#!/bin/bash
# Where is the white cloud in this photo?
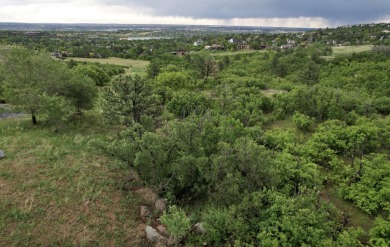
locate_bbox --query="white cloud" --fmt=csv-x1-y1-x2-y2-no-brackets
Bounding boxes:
0,0,384,28
225,17,330,28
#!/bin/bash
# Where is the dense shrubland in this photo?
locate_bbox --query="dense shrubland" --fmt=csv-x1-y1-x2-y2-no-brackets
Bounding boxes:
94,45,390,245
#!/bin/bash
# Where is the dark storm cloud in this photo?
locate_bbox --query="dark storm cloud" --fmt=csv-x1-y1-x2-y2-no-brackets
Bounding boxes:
99,0,390,24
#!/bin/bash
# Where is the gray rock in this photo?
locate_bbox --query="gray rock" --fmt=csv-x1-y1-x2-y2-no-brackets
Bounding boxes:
155,198,167,212
155,236,169,247
145,226,162,242
0,150,4,159
194,222,207,234
140,206,152,220
156,224,168,235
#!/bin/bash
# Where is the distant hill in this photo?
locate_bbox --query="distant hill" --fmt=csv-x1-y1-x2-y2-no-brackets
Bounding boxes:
0,22,312,33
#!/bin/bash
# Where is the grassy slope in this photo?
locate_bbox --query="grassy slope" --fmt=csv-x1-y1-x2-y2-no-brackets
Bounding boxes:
332,45,374,55
0,116,146,246
321,45,374,60
66,57,150,76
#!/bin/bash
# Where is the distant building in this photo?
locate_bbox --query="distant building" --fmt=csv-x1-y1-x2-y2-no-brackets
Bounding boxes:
228,38,236,44
237,43,250,50
193,39,203,46
259,45,269,50
25,31,42,37
280,44,294,49
171,51,187,56
205,44,225,50
51,51,62,58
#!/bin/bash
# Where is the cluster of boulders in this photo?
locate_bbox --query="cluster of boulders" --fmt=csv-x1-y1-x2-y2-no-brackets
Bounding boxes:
139,194,206,246
129,173,206,246
140,197,173,246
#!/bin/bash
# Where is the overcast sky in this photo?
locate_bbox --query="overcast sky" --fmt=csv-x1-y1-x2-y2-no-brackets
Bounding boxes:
0,0,389,28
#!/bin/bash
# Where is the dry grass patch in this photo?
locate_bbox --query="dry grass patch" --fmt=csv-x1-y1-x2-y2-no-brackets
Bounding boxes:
66,57,150,76
0,118,147,246
332,45,374,55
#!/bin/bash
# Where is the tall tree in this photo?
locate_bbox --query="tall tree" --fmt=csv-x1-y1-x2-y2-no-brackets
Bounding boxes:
103,75,160,127
0,47,98,124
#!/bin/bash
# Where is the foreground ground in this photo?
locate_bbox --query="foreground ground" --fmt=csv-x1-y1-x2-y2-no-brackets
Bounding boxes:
0,116,148,246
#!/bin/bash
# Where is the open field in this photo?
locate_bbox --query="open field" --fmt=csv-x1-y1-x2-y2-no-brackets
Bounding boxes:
0,116,147,246
332,45,374,55
66,57,150,76
321,45,374,60
198,49,266,57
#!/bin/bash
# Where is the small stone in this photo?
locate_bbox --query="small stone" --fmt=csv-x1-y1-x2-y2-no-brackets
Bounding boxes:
140,206,152,220
83,200,91,207
194,222,207,234
167,236,176,246
155,198,167,212
0,150,4,159
135,187,158,204
145,226,162,242
155,236,169,247
156,224,168,235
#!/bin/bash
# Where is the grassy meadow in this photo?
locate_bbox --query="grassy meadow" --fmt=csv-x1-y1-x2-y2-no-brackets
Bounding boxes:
66,57,150,76
321,45,374,60
0,116,147,246
332,45,374,55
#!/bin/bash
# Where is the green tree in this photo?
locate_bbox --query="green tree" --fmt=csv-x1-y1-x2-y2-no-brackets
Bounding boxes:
293,111,314,131
146,60,160,79
167,91,210,118
73,63,110,86
369,216,390,247
1,47,53,124
103,75,160,127
209,137,277,206
299,60,320,85
1,47,98,125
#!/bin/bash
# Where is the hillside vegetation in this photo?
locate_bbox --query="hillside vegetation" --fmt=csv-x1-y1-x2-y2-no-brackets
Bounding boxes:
0,23,389,246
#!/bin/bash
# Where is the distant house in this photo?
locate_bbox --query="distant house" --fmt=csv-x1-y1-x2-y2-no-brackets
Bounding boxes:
237,43,250,50
326,40,337,45
193,39,203,46
287,40,296,45
280,44,294,49
228,38,236,44
51,51,62,59
205,44,225,50
171,51,187,56
212,44,225,50
25,31,42,37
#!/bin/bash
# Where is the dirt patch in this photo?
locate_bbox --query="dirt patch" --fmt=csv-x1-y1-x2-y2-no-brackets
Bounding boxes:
135,187,158,205
261,89,287,97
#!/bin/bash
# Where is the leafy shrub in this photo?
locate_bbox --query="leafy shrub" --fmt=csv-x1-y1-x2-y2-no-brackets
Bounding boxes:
293,111,314,131
160,205,191,241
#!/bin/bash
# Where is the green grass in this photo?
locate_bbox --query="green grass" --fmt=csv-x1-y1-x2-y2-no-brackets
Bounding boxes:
321,45,374,60
66,57,150,76
321,186,375,233
0,116,147,246
265,116,295,130
332,45,374,55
